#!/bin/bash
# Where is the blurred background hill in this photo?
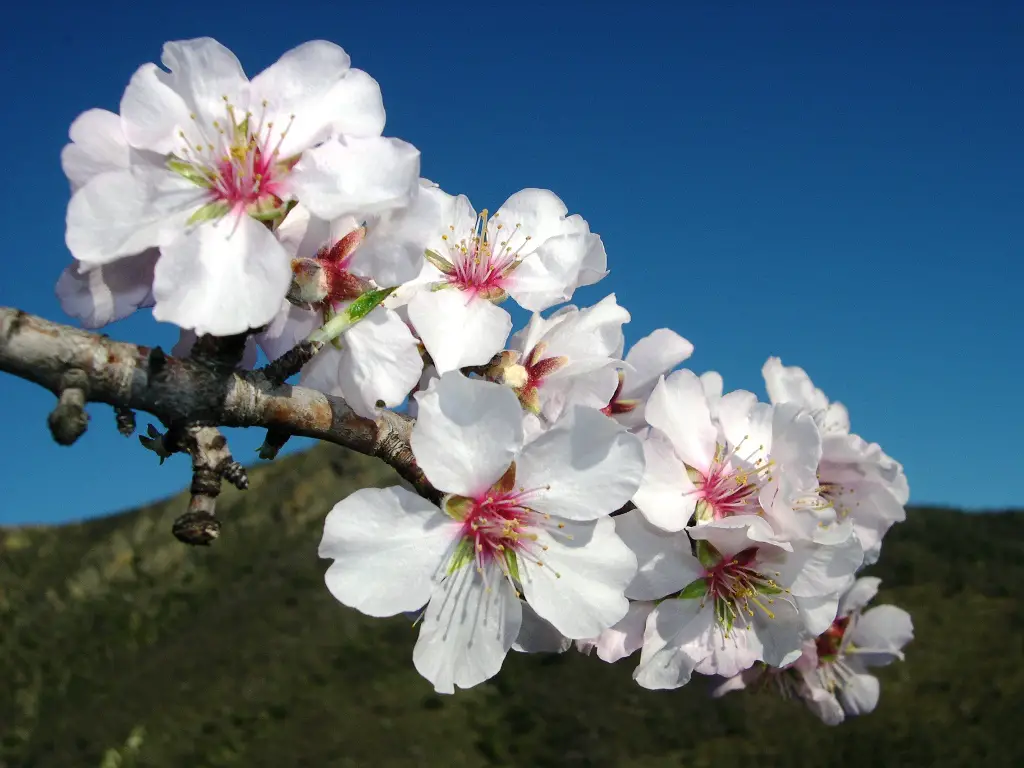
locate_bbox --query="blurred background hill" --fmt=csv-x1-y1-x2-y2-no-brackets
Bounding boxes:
2,445,1022,767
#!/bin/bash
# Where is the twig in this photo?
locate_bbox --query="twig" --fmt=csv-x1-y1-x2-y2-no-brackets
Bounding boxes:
47,369,90,445
0,306,441,509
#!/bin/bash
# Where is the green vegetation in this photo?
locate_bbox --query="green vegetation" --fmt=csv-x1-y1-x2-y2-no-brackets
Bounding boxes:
2,444,1022,767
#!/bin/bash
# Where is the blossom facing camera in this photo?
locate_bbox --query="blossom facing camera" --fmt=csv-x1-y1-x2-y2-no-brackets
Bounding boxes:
65,37,420,336
318,372,644,693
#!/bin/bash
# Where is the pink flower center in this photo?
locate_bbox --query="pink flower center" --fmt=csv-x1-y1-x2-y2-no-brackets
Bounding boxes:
443,466,563,589
701,546,783,632
690,442,773,521
171,98,297,218
461,490,537,563
815,615,850,662
440,209,532,297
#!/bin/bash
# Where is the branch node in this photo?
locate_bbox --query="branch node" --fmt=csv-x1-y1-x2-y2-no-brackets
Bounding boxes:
171,510,221,546
189,332,252,371
260,340,324,386
139,423,179,464
147,346,168,380
257,428,291,460
218,459,249,490
47,369,90,446
115,406,136,437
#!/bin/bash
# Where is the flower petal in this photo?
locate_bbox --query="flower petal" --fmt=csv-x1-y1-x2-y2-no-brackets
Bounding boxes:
851,604,914,665
776,527,864,598
754,596,809,667
512,602,571,654
762,356,830,414
582,600,656,663
413,561,521,694
352,181,452,286
645,369,718,471
520,517,635,639
770,401,824,494
491,188,571,251
119,63,195,155
152,214,292,335
837,672,880,716
614,509,704,600
255,302,321,362
291,136,421,222
688,515,791,558
632,430,697,533
159,37,248,134
319,486,460,617
62,109,129,191
303,306,423,418
623,329,694,399
55,250,158,329
411,372,523,497
633,598,713,690
539,293,630,361
248,40,374,156
505,233,591,312
516,406,644,521
321,67,387,138
66,166,205,265
838,576,882,617
407,288,512,374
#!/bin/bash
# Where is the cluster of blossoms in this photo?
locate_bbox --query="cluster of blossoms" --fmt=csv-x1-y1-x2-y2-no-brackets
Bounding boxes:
61,38,912,721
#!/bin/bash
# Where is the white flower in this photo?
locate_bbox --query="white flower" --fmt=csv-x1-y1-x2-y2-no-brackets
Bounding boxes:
802,576,913,721
576,600,655,662
66,37,421,336
401,188,607,373
318,372,644,693
602,328,694,429
493,294,630,421
256,207,423,417
713,576,913,725
762,357,908,563
632,369,825,536
618,511,856,688
56,109,159,328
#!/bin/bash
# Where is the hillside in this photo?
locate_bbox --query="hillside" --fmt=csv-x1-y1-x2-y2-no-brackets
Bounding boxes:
2,444,1022,767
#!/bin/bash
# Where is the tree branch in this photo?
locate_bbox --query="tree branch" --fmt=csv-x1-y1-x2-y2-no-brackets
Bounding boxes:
0,307,439,507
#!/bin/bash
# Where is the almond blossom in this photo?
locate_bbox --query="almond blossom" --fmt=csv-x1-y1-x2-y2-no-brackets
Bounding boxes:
602,329,694,429
56,109,159,328
65,37,421,336
488,294,630,422
256,206,423,417
762,357,909,563
713,576,913,724
617,511,858,688
399,188,608,373
318,372,644,693
631,369,825,537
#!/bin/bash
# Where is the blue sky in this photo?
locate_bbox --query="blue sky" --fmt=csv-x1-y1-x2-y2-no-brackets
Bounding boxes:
0,1,1020,525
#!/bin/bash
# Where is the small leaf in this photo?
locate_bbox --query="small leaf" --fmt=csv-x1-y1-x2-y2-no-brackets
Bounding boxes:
695,539,721,569
186,200,230,225
424,248,455,275
447,538,475,574
504,549,521,583
167,158,212,187
492,463,517,494
443,494,474,521
306,286,397,344
678,577,709,600
694,498,714,524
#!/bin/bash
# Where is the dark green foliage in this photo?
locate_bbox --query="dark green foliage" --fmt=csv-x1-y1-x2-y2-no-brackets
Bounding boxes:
2,444,1022,767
